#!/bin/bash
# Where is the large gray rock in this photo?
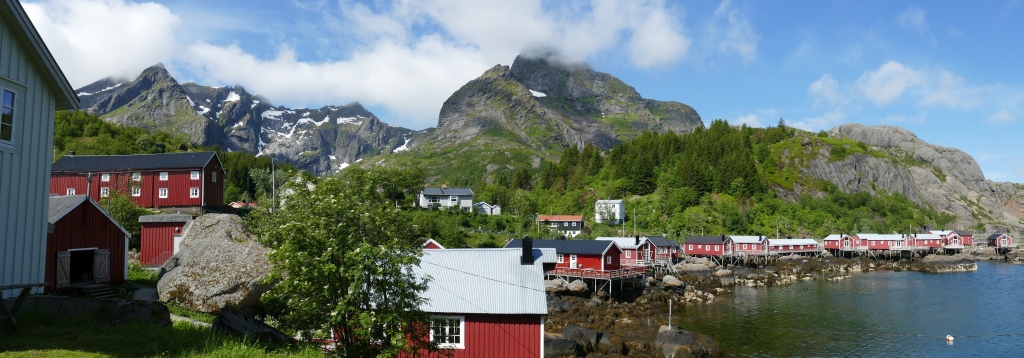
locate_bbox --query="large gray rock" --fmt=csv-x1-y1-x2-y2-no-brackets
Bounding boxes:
662,275,683,287
158,214,272,313
212,308,293,345
655,325,719,357
567,279,588,292
545,279,567,292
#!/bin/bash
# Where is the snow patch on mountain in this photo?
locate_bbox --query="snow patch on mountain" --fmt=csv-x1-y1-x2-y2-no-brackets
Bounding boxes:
337,116,362,125
196,106,210,115
223,91,240,103
393,136,411,153
251,99,260,109
186,95,195,107
529,89,547,97
232,121,245,129
77,82,124,96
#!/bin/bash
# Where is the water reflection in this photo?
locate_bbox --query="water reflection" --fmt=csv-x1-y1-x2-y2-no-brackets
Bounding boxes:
678,262,1024,357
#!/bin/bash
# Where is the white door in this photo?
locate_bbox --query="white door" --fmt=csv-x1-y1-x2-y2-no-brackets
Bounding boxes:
1002,238,1008,247
569,254,577,268
843,238,850,248
173,235,183,255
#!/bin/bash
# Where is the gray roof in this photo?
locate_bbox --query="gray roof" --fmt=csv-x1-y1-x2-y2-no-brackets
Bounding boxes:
685,235,730,244
596,237,645,249
421,187,474,196
48,195,130,237
52,152,218,172
139,214,193,223
413,248,548,315
505,239,617,256
987,233,1011,240
644,235,675,247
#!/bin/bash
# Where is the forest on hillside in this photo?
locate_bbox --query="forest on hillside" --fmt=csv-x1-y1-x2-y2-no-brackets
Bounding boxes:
54,110,957,248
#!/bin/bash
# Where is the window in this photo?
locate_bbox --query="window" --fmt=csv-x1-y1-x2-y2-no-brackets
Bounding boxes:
132,172,141,181
66,188,76,196
449,195,458,203
101,173,110,182
557,254,563,263
430,316,464,349
688,245,693,250
159,172,168,181
1,89,15,144
572,222,577,227
606,256,611,264
100,187,110,197
212,172,217,182
742,244,747,250
625,250,631,258
158,188,168,198
428,196,440,204
190,187,200,198
131,186,141,197
191,171,200,180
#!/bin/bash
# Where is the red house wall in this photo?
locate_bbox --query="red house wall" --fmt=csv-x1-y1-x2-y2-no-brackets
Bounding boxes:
423,241,443,249
417,314,542,358
45,202,127,292
51,164,224,209
140,222,186,266
684,243,723,257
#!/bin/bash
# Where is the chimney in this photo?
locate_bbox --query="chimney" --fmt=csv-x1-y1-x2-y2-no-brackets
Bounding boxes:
721,234,726,242
441,184,447,189
69,150,75,157
635,235,640,246
521,238,533,265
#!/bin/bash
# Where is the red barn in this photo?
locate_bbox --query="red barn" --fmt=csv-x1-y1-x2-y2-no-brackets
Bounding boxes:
46,195,129,292
987,233,1014,248
50,152,225,213
139,214,193,266
504,239,620,271
684,235,730,257
409,247,550,357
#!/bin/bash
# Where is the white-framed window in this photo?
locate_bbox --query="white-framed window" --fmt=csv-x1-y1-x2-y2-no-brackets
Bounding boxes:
100,173,110,182
131,186,141,197
190,187,200,198
66,188,76,196
557,254,564,263
132,172,141,181
742,244,747,250
1,88,17,145
688,244,693,250
191,170,200,180
449,195,458,203
428,196,440,204
158,188,168,198
159,172,168,181
430,316,465,349
100,187,110,197
606,255,611,264
625,250,631,258
572,222,577,227
715,245,720,251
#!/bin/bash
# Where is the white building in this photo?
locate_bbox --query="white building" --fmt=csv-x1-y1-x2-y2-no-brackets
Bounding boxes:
595,199,625,225
418,186,474,211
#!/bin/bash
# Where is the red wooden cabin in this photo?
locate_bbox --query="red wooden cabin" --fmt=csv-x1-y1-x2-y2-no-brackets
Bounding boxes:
909,233,945,250
823,234,862,253
929,230,966,248
987,233,1014,248
50,152,225,212
46,195,129,292
858,234,908,250
768,238,820,254
504,239,621,271
422,238,446,250
954,230,975,246
683,236,730,257
139,214,193,266
596,237,647,266
643,235,679,264
728,235,768,256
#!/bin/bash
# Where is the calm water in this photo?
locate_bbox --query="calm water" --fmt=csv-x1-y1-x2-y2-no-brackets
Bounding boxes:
678,262,1024,357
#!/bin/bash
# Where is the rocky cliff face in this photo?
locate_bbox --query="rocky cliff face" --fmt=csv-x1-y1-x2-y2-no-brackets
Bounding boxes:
76,64,415,176
428,55,703,152
796,123,1023,231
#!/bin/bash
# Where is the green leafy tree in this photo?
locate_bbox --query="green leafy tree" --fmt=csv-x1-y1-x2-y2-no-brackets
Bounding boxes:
98,182,152,250
251,168,436,357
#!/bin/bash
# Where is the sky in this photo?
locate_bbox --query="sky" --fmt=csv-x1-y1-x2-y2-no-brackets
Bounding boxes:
21,0,1024,183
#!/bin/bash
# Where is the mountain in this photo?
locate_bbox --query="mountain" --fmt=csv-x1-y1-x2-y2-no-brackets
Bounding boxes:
76,64,416,176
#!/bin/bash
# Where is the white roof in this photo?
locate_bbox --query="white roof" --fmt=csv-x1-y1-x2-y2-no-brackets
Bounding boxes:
857,234,906,241
595,237,644,249
413,248,548,315
931,230,954,236
730,236,765,244
769,238,819,246
822,234,843,242
595,199,623,204
914,233,944,240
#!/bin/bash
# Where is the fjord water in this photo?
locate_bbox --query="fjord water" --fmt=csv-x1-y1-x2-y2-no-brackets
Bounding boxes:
678,262,1024,357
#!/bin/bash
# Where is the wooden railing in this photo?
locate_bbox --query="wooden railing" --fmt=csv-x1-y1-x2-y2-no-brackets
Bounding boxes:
547,266,648,279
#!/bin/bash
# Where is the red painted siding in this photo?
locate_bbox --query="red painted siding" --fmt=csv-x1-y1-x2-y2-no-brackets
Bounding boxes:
140,222,186,266
50,161,225,209
45,201,128,292
684,243,724,257
424,242,443,249
418,314,542,358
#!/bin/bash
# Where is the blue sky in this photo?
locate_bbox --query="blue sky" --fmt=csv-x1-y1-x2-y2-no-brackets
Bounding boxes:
22,0,1024,183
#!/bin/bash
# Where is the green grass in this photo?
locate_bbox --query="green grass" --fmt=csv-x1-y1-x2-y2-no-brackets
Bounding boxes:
168,305,216,324
128,261,159,288
0,310,321,357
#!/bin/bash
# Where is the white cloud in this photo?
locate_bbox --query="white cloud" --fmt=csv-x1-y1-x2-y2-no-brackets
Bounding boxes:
705,0,759,62
791,109,845,132
898,7,929,34
734,114,763,128
855,61,922,106
808,74,845,106
22,0,180,87
882,114,925,125
920,69,985,109
987,109,1015,124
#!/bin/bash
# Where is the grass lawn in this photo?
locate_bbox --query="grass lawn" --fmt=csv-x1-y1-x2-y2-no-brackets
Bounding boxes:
0,309,321,357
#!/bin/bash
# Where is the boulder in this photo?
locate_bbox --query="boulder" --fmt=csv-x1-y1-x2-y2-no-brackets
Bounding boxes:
562,325,611,350
662,275,683,287
567,279,588,292
158,214,273,313
545,279,567,292
655,325,719,357
212,308,294,345
545,332,582,356
713,269,733,277
676,264,709,273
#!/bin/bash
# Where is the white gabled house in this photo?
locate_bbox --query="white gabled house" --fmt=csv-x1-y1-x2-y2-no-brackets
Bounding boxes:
1,0,80,301
595,199,625,225
419,186,474,211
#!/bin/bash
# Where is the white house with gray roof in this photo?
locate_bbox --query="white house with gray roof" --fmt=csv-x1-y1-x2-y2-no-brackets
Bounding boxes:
595,199,625,225
418,186,474,211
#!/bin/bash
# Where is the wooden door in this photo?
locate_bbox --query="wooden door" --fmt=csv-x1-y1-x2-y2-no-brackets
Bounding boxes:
93,249,110,283
56,251,71,289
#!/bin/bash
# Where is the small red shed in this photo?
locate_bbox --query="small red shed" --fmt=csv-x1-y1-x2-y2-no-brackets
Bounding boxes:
46,195,129,292
595,237,647,266
504,239,621,271
683,235,730,257
987,233,1014,248
139,214,193,266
